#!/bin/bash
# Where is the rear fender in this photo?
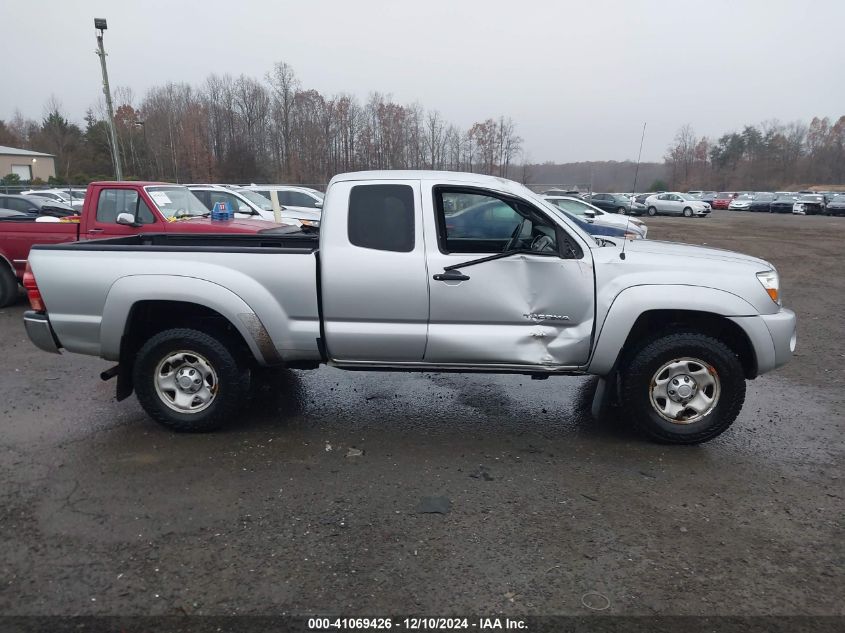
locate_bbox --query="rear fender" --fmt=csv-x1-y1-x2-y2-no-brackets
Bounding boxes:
100,275,278,365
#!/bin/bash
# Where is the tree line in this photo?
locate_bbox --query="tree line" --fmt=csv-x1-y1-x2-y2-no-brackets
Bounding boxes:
664,116,845,192
0,62,522,186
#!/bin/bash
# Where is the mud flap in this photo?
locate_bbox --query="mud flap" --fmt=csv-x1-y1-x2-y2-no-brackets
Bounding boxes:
591,372,618,419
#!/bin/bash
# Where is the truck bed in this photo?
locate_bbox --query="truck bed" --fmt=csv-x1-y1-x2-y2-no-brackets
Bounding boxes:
28,230,322,363
31,229,319,253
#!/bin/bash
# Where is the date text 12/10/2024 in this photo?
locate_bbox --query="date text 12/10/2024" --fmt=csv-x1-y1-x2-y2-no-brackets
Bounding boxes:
308,617,528,630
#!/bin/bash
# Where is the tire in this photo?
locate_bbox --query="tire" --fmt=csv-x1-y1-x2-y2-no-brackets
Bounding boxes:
647,206,657,216
616,206,626,214
133,327,249,432
620,332,746,444
0,264,19,308
683,207,693,217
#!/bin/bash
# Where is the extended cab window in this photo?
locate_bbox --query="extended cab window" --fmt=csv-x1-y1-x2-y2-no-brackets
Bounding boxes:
96,189,155,224
348,184,414,252
436,189,559,255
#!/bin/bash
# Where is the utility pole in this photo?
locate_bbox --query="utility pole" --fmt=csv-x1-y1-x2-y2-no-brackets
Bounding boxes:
94,18,123,180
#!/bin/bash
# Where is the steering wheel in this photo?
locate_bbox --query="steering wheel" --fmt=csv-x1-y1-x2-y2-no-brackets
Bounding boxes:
503,218,526,252
530,235,555,252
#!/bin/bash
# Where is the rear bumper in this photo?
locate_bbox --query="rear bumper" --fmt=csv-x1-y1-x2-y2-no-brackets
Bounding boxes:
23,311,62,354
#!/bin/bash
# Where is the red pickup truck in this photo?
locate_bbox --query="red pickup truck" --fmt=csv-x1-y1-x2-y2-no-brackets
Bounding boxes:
0,181,282,306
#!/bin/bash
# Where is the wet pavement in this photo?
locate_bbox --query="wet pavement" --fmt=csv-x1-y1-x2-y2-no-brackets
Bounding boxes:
0,210,842,616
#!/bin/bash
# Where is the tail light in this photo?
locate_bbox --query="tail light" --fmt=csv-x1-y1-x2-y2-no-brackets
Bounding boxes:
22,262,45,312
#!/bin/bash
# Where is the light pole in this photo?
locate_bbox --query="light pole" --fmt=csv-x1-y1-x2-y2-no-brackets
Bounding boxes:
94,18,123,181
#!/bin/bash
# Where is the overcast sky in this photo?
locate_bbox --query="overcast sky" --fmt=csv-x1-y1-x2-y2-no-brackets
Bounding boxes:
2,0,843,163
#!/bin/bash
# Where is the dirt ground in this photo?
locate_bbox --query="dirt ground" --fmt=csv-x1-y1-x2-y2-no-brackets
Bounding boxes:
0,209,842,621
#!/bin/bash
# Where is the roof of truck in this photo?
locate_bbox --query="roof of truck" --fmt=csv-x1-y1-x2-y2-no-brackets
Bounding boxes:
330,170,522,194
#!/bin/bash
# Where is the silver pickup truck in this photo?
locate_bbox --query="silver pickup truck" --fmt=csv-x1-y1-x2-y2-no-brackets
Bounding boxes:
23,171,797,444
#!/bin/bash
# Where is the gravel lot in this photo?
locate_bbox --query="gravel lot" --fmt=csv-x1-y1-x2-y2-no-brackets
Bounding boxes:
0,210,842,619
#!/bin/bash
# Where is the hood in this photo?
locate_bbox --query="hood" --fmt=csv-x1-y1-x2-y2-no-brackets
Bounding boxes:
168,217,285,233
622,239,772,269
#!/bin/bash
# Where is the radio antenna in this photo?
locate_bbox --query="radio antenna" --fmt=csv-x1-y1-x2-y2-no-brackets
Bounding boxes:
621,122,647,261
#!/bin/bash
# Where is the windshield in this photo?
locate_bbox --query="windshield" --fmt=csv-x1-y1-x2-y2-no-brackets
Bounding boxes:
145,186,208,219
833,195,845,202
736,194,754,200
236,188,274,211
69,190,86,199
800,195,823,202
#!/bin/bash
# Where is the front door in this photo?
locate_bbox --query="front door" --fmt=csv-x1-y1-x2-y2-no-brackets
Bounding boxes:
423,186,595,367
321,180,429,362
84,186,161,238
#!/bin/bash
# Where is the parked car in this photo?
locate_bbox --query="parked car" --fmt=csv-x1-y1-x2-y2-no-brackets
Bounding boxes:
699,192,717,205
728,194,754,211
542,195,648,237
824,194,845,216
446,196,640,240
0,181,285,307
0,194,77,218
747,192,774,212
792,194,825,216
542,189,585,199
187,185,295,224
242,185,323,228
644,193,711,217
22,170,795,445
589,193,635,214
770,194,800,214
711,192,734,209
20,189,84,210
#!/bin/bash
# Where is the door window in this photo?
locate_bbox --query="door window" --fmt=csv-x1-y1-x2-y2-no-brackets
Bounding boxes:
436,189,559,255
347,184,415,252
96,189,155,224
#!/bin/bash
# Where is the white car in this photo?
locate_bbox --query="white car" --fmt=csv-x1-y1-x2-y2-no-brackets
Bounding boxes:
21,188,84,210
728,194,754,211
186,185,296,224
241,185,323,228
543,195,648,238
644,192,711,217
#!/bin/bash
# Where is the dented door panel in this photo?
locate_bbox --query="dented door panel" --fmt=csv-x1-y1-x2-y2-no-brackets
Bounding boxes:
425,253,595,366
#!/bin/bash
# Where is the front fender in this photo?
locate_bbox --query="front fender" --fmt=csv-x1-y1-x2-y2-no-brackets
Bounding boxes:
100,275,273,364
587,285,758,375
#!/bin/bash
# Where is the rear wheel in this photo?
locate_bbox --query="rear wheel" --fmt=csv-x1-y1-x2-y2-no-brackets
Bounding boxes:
134,328,249,432
647,206,657,216
683,207,693,217
0,264,18,308
620,332,746,444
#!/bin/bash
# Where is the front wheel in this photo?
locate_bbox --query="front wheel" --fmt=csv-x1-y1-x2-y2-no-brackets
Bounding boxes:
620,332,746,444
647,206,657,216
616,206,626,214
133,328,249,432
683,207,693,217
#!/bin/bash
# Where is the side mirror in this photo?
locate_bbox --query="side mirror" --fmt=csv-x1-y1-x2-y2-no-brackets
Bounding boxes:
314,200,323,209
238,203,250,213
116,212,140,227
584,211,596,219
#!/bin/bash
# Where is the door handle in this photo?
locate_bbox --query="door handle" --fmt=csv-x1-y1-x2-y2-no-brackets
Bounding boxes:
433,270,469,282
88,228,104,234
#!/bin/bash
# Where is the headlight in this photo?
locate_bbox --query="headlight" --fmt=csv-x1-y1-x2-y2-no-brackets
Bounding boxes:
299,219,320,228
756,270,780,304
